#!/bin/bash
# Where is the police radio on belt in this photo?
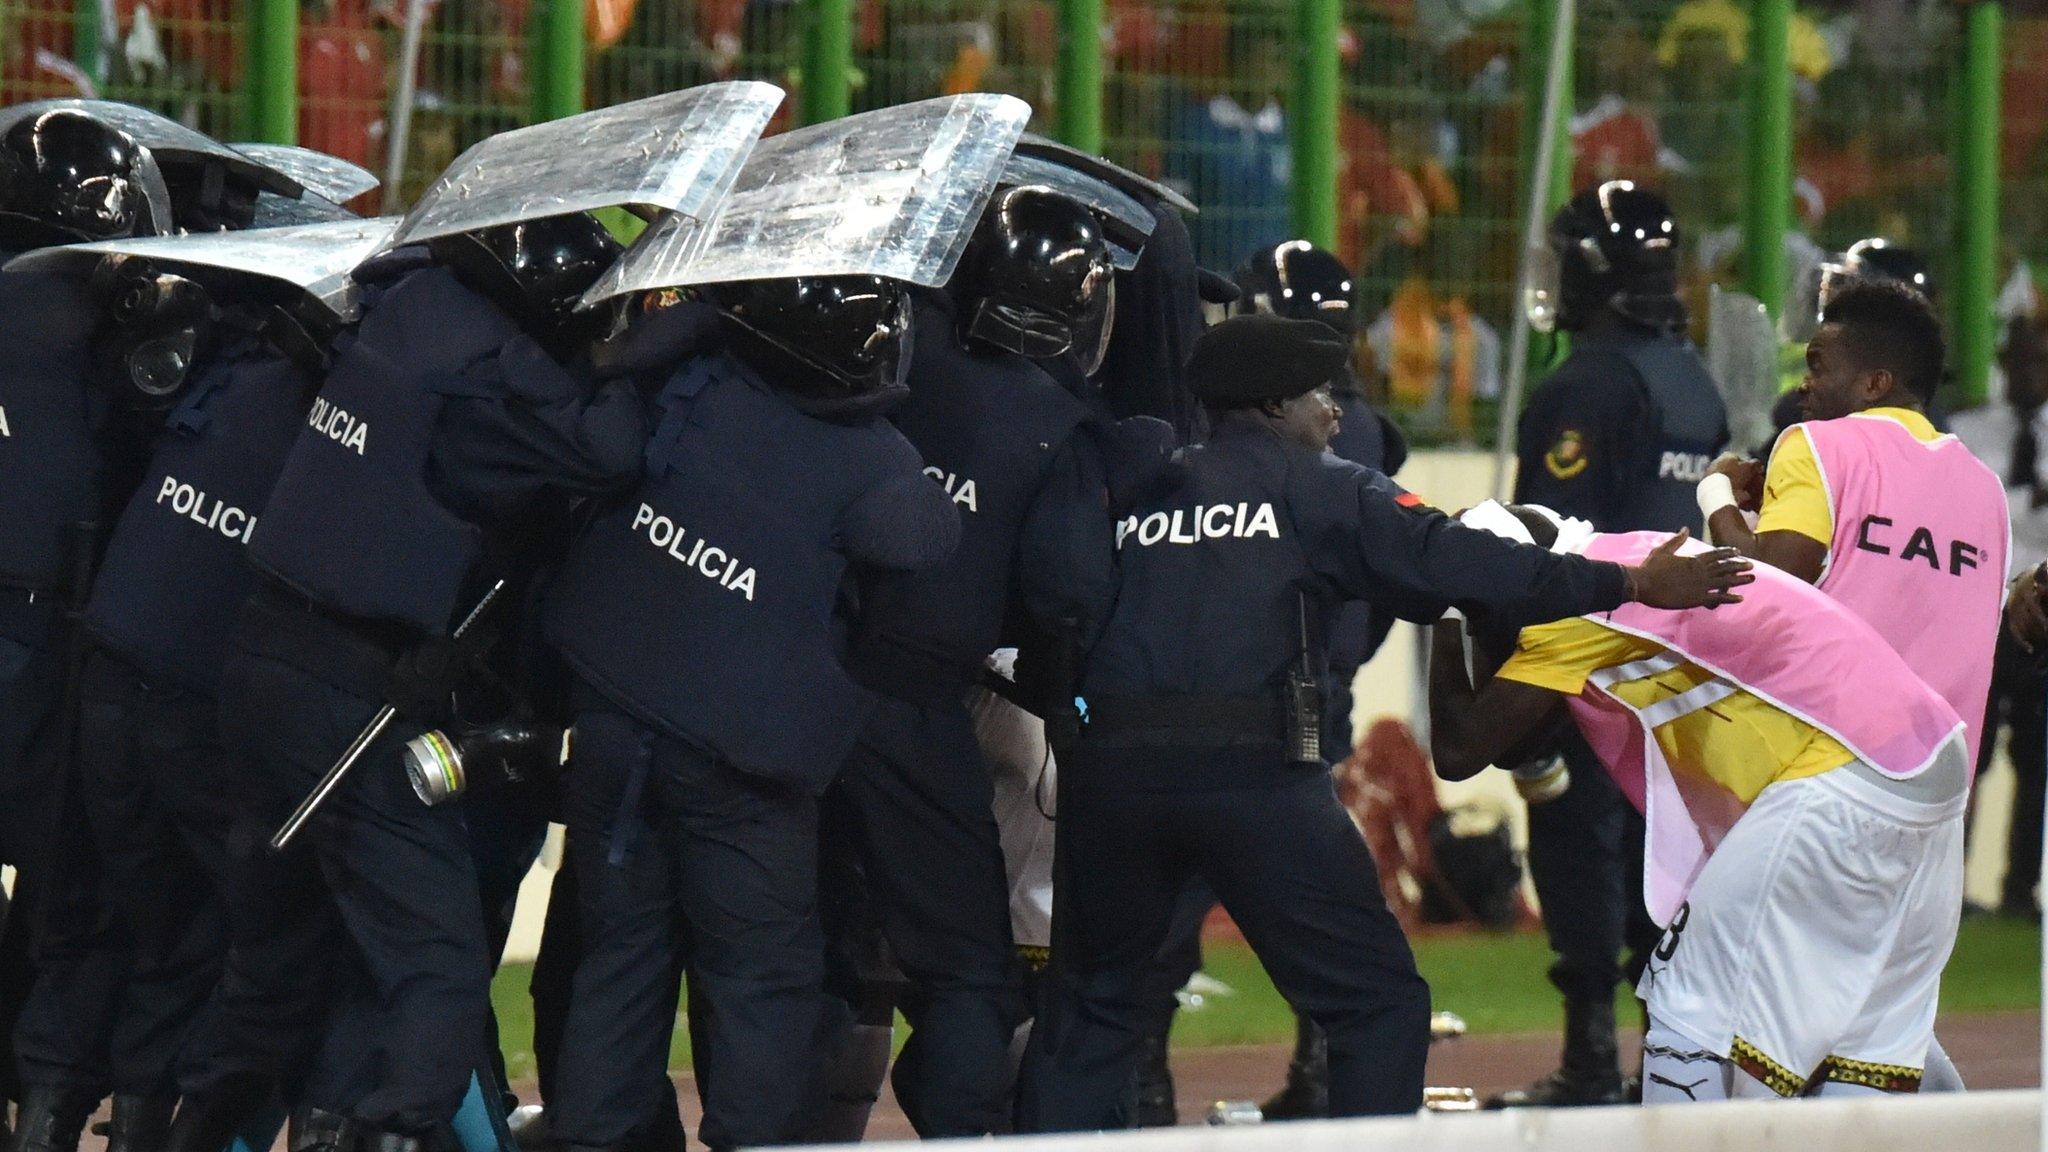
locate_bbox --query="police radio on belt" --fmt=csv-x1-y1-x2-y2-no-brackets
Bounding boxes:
1286,591,1322,765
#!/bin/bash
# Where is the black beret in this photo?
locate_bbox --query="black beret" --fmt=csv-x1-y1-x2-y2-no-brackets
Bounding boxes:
1186,312,1350,405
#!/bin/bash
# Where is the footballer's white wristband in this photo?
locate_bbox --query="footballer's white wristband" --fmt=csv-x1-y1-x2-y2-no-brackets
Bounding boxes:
1695,472,1739,520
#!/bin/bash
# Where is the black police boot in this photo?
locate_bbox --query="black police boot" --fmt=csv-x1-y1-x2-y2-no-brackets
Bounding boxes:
1122,1032,1177,1128
287,1107,356,1152
97,1095,177,1152
161,1075,275,1152
1486,995,1625,1108
1258,1014,1329,1120
7,1084,101,1152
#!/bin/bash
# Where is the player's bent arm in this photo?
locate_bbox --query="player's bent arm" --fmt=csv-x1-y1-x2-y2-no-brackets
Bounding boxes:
1427,620,1570,781
1704,512,1828,583
1701,452,1828,582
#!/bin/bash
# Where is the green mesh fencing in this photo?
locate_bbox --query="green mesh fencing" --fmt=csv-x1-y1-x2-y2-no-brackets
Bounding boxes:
0,0,2026,430
377,0,528,205
1796,3,1955,299
585,0,801,127
851,0,1053,127
1098,0,1291,273
2,0,244,137
2005,12,2048,271
1338,0,1525,444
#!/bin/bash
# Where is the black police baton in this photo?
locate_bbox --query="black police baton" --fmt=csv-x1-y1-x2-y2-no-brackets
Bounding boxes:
269,579,505,852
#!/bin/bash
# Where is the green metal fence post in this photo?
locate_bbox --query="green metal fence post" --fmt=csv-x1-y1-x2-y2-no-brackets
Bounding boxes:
246,0,299,144
801,0,854,125
1743,0,1792,317
1292,0,1340,249
1056,0,1104,153
531,0,588,123
1954,2,2002,407
1519,0,1572,215
73,0,102,85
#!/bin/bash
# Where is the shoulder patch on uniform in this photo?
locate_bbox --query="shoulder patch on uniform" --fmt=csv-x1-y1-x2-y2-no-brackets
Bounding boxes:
1394,491,1424,508
1544,429,1589,480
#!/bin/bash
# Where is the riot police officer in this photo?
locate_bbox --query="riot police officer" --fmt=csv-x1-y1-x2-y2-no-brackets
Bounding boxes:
539,275,961,1152
171,212,644,1152
811,186,1121,1138
44,213,379,1152
1014,313,1749,1130
1500,181,1728,1108
0,106,164,1152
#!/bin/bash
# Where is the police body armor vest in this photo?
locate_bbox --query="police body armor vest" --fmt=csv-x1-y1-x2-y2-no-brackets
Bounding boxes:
84,335,313,694
851,331,1090,699
1609,333,1728,534
0,266,106,592
545,354,923,792
246,268,518,634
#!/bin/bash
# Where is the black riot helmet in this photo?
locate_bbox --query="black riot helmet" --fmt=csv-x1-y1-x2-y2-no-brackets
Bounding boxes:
1840,238,1935,303
1548,180,1685,334
951,185,1116,372
702,275,913,407
0,109,145,250
1233,240,1356,336
429,212,625,351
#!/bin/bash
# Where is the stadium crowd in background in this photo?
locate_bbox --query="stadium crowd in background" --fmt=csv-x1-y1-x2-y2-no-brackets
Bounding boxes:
11,0,2048,448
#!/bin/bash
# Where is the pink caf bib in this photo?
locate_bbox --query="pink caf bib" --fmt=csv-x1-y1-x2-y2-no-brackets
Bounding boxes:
1797,415,2009,763
1568,531,1964,925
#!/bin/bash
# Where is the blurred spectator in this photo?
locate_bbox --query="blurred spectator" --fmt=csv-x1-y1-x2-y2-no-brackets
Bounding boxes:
1162,8,1292,268
1570,95,1665,191
1364,269,1500,442
1337,111,1428,271
1656,0,1834,83
301,0,387,172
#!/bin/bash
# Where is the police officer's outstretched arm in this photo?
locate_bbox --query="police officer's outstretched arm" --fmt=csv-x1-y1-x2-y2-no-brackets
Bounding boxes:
1304,466,1749,628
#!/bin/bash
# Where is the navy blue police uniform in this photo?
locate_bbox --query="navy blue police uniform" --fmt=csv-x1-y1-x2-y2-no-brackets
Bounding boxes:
185,253,647,1140
823,289,1114,1136
0,253,160,1129
1016,316,1642,1130
1510,324,1727,1099
539,301,960,1152
62,324,318,1121
1121,365,1408,1126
